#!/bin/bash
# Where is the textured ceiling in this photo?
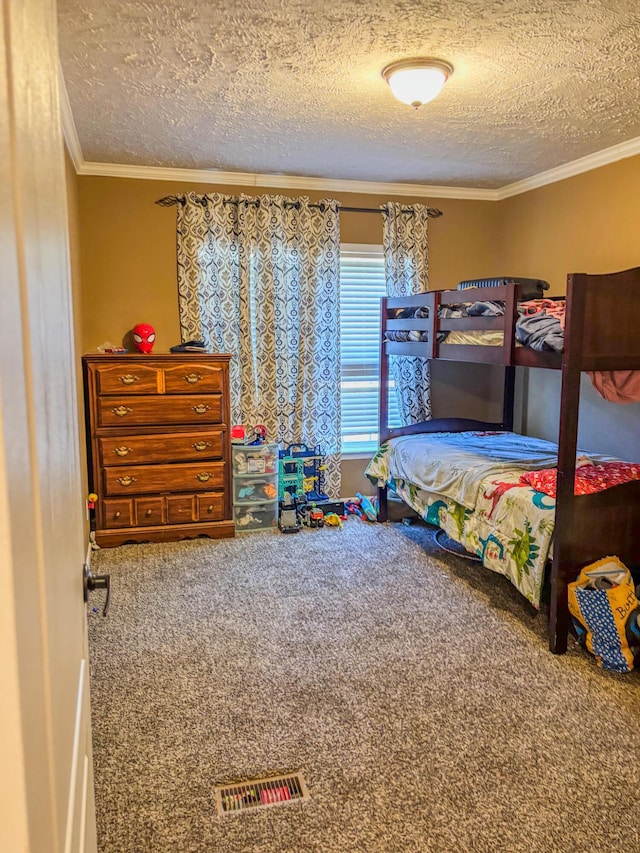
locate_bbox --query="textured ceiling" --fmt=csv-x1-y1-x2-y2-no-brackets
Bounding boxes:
58,0,640,188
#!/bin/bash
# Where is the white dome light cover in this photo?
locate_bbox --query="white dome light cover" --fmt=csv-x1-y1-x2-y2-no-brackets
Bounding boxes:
382,58,454,108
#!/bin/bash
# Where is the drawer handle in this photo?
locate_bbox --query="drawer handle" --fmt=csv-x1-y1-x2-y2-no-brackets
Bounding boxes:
111,405,133,417
114,511,121,519
193,440,211,451
145,509,153,517
195,472,213,482
207,504,217,513
119,374,140,385
113,446,133,457
116,475,137,487
192,404,211,415
184,373,203,384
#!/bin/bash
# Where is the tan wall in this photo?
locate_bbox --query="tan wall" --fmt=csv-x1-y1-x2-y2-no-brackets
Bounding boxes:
77,176,501,353
499,156,640,294
500,155,640,460
76,177,504,496
73,156,640,492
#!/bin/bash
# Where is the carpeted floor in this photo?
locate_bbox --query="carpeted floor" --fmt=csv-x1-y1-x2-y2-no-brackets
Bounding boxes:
88,520,640,853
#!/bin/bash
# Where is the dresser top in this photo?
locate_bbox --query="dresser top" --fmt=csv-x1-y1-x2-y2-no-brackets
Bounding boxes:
83,352,232,362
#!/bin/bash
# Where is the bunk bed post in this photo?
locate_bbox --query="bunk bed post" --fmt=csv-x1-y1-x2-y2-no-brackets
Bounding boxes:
502,367,515,431
501,284,517,431
548,273,585,655
431,290,441,359
503,282,517,367
378,296,389,522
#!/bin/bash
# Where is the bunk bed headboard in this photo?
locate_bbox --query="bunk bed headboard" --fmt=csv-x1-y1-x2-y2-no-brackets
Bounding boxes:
571,266,640,371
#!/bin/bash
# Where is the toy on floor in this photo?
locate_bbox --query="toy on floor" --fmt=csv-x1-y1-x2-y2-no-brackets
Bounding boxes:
344,496,378,520
307,507,325,528
356,492,378,522
278,492,300,534
279,443,328,503
324,512,343,529
344,499,364,518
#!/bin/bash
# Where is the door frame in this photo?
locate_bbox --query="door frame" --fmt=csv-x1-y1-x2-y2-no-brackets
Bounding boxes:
0,0,97,849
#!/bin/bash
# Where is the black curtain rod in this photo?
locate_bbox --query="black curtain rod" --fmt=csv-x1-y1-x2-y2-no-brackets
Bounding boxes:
341,205,442,218
156,195,443,218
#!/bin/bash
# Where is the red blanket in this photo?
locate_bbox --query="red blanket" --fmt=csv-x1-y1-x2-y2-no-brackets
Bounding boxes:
520,461,640,497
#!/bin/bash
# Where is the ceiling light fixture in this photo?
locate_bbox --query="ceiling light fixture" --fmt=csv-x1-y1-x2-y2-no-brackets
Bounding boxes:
382,57,453,109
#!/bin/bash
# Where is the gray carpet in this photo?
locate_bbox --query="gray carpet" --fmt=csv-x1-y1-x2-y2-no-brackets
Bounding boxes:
88,520,640,853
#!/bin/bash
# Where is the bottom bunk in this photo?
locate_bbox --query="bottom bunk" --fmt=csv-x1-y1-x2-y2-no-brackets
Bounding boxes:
367,428,640,649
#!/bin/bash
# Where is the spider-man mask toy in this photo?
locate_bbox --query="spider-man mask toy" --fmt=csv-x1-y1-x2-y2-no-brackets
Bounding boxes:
132,323,156,354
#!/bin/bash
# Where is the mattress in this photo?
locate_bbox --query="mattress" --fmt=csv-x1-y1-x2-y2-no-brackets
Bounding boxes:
443,330,504,346
366,431,613,607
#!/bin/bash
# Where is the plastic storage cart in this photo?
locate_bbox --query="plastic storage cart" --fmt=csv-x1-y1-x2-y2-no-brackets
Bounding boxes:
232,443,279,533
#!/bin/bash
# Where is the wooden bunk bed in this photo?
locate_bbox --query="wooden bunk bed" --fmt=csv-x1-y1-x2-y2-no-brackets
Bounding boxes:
375,266,640,655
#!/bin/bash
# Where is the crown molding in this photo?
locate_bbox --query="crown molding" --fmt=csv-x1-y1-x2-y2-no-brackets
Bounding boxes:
75,160,499,200
58,65,83,172
66,116,640,202
495,135,640,200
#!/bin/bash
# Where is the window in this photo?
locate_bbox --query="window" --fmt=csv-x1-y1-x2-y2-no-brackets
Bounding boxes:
339,244,400,455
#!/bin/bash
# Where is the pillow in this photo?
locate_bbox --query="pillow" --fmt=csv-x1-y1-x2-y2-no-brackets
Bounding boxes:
520,462,640,497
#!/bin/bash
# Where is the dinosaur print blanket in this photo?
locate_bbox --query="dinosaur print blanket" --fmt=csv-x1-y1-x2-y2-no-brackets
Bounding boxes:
377,431,568,511
365,431,612,607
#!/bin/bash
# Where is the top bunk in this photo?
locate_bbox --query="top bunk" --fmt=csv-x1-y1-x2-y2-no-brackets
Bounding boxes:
381,266,640,372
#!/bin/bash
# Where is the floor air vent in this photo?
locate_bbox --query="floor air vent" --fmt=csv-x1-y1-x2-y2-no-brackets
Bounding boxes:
214,772,310,816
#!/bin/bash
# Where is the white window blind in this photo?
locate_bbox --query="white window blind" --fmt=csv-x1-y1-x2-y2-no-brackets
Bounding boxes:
340,245,400,455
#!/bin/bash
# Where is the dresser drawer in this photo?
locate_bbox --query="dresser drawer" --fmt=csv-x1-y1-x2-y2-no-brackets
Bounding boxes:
97,394,223,427
166,495,196,524
135,497,164,526
163,363,225,394
164,493,225,523
94,363,161,395
99,430,225,466
104,461,226,496
196,493,225,521
102,498,133,528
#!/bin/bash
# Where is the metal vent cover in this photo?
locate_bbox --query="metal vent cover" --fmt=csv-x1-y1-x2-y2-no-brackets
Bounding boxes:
214,772,310,816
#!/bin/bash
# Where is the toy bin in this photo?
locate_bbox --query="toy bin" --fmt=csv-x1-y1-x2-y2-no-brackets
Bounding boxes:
232,443,278,477
233,475,278,505
233,502,278,533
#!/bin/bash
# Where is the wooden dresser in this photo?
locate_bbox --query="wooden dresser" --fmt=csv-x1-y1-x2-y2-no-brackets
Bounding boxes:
83,353,234,547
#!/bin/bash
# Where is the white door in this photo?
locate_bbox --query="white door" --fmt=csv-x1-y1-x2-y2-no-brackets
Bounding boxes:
0,0,97,850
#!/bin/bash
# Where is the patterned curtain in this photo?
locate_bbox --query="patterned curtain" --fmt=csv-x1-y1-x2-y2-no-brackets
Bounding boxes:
381,201,432,424
176,192,342,497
